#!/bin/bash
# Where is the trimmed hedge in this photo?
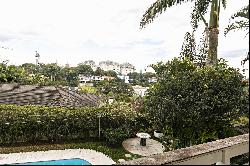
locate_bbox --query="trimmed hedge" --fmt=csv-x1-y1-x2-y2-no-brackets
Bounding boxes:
0,103,147,144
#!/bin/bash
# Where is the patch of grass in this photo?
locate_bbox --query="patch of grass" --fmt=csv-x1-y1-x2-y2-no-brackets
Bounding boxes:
0,140,141,162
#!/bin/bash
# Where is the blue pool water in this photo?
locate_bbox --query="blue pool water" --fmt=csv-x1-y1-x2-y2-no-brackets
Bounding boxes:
15,158,91,165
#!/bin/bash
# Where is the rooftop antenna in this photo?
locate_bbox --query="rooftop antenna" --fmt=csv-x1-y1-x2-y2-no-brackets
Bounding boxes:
35,51,40,65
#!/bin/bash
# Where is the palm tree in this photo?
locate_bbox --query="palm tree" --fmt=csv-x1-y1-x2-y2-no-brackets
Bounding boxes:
224,5,249,66
140,0,227,65
224,5,249,36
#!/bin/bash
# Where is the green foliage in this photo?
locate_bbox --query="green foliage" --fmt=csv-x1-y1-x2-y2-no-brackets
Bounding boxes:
103,128,130,147
128,72,156,87
94,79,134,102
180,32,196,61
76,63,94,76
0,63,27,83
94,67,105,76
145,58,246,148
79,85,97,94
0,103,145,145
104,70,117,78
224,5,249,36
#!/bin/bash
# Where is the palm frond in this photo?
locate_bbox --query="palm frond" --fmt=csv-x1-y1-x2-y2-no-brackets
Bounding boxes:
231,5,249,20
191,0,210,29
224,5,249,36
221,0,227,9
224,20,249,36
140,0,194,28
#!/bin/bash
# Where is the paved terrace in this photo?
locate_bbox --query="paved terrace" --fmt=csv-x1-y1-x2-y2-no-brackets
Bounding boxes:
122,138,164,156
118,133,249,165
0,83,102,108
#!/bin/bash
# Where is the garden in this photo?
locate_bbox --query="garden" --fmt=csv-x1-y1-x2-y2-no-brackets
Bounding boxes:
0,58,249,162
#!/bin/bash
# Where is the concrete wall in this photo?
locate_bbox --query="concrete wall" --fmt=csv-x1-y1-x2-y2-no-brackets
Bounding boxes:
118,134,249,165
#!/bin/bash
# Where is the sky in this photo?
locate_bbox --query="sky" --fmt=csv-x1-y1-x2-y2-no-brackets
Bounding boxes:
0,0,249,77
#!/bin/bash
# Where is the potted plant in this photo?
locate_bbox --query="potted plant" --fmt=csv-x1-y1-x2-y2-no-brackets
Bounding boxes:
153,124,164,138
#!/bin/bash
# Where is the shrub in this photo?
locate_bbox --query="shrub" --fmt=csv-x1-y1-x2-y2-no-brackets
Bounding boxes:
0,103,146,145
103,128,130,147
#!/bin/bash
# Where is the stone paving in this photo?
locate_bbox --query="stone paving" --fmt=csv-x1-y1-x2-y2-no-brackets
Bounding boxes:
122,138,165,156
0,149,115,165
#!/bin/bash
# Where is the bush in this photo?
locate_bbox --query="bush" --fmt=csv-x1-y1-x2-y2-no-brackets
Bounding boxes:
145,58,247,148
103,128,130,147
0,103,146,145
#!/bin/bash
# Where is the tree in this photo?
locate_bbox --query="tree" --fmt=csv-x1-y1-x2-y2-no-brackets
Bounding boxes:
0,63,28,83
76,63,94,76
94,67,105,76
94,79,134,102
144,58,246,148
104,70,117,78
62,66,79,87
40,63,62,82
180,30,208,67
140,0,228,65
179,32,197,61
20,63,39,75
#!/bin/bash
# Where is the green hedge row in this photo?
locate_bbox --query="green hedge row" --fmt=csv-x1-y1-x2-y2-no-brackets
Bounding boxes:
0,103,148,144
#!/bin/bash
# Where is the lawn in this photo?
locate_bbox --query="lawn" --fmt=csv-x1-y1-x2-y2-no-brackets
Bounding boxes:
0,140,141,163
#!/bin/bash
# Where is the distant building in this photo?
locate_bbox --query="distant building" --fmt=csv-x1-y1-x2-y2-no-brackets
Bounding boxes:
91,76,104,81
117,75,130,83
81,60,136,76
102,76,115,81
79,74,114,86
120,62,136,75
99,60,120,73
148,77,157,83
79,75,91,84
132,85,149,97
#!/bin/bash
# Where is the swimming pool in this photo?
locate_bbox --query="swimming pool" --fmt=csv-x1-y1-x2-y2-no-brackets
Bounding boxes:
15,158,91,165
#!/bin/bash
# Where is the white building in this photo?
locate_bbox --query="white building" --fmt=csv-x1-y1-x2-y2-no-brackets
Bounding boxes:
91,76,104,81
148,77,157,83
117,75,130,83
120,62,136,75
78,74,104,86
99,60,120,73
82,60,136,76
79,75,91,83
132,85,149,97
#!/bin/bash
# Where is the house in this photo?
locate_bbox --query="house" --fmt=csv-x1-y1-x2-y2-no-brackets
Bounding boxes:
132,85,149,97
79,75,91,84
102,76,115,81
0,83,102,108
148,77,157,83
117,75,130,83
91,76,104,81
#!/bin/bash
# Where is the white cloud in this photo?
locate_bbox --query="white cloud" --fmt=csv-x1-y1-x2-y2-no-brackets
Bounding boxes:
0,0,249,77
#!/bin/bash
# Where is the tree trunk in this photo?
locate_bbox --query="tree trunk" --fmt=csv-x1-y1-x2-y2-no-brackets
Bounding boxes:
207,28,219,65
207,0,219,66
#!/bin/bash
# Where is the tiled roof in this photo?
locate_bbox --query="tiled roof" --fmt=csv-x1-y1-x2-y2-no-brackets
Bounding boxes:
0,84,101,108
